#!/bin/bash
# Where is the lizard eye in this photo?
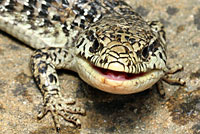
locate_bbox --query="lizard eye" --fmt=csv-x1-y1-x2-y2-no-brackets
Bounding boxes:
141,40,158,60
89,39,100,53
141,46,149,59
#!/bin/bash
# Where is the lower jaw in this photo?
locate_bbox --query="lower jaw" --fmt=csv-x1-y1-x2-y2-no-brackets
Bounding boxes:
81,66,164,94
101,73,162,94
76,58,164,94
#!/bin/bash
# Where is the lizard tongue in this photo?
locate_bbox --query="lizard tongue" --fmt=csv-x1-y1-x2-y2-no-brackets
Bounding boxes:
105,70,129,80
93,66,136,80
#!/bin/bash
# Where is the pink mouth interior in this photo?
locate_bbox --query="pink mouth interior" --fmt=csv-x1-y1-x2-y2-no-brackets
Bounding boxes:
93,66,146,81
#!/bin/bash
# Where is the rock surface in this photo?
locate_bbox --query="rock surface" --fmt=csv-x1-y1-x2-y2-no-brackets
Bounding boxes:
0,0,200,134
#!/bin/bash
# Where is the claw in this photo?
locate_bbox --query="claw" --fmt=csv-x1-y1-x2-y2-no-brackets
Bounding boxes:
37,96,85,132
37,107,48,120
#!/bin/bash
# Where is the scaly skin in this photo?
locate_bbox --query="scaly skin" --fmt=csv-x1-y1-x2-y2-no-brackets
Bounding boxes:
0,0,185,133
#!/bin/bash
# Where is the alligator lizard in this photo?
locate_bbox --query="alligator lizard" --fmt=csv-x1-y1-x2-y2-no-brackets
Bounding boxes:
0,0,185,133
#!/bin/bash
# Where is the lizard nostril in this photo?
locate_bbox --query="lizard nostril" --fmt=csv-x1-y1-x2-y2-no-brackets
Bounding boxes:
104,57,108,63
128,60,132,66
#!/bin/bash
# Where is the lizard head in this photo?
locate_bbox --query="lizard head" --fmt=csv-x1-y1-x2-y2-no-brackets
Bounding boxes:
75,15,167,94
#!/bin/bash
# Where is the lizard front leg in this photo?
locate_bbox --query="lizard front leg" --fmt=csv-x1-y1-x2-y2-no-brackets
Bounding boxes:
31,47,85,133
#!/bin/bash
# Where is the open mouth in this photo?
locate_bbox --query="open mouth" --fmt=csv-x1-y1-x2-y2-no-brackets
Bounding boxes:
93,66,147,81
77,59,163,94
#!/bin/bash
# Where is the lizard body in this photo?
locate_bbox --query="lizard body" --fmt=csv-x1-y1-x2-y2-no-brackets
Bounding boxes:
0,0,185,133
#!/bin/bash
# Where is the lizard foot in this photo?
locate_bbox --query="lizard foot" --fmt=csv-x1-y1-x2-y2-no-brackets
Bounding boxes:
157,64,186,97
37,96,85,133
163,64,186,85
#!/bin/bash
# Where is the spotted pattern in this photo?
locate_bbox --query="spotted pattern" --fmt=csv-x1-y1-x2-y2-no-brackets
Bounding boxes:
0,0,185,133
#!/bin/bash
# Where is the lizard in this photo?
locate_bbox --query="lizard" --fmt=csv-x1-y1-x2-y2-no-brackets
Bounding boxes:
0,0,185,133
